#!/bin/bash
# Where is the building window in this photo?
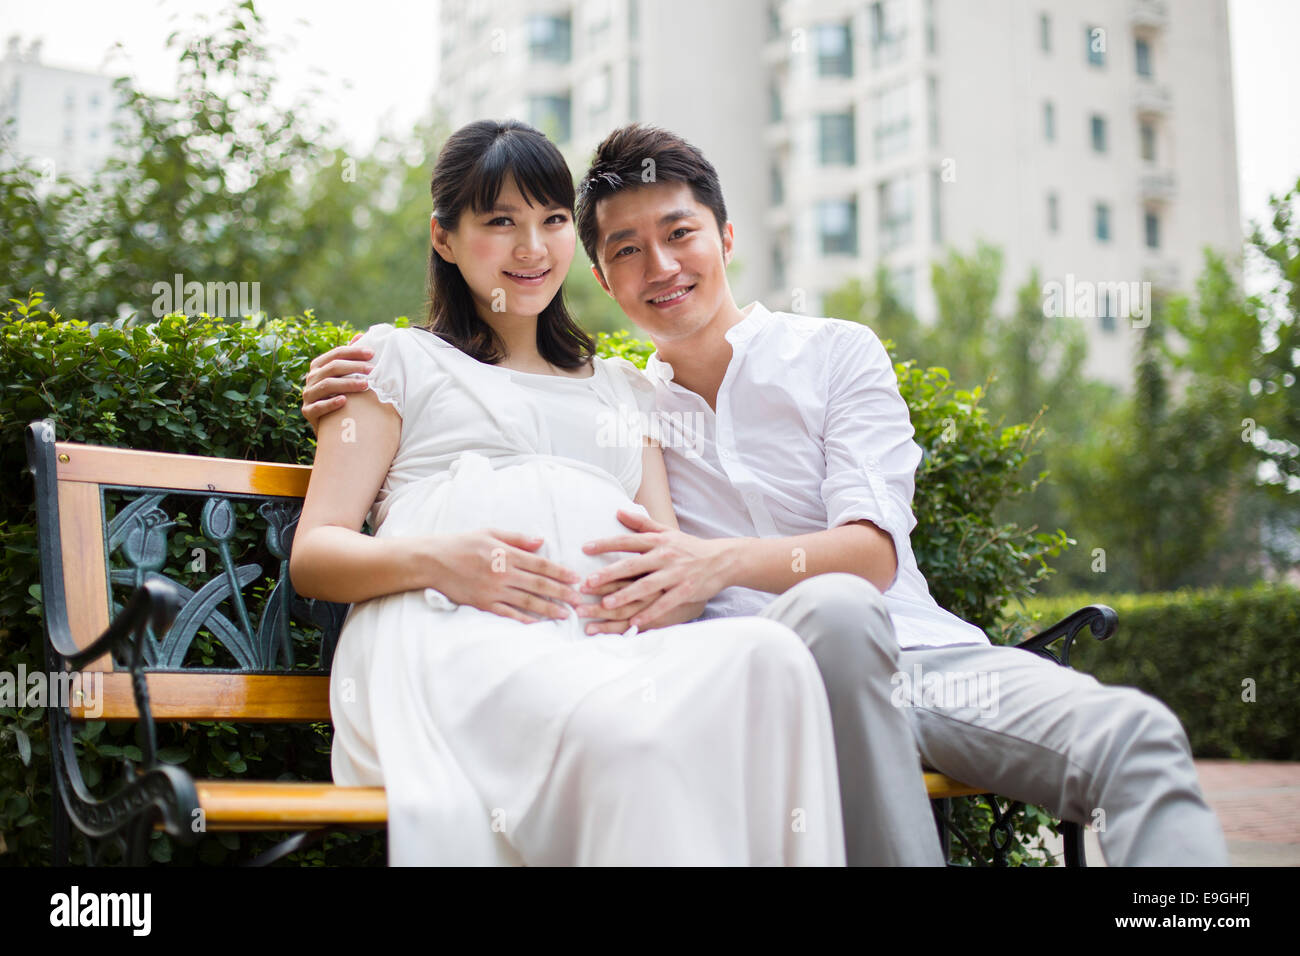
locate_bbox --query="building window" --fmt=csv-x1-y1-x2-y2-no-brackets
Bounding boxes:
874,82,910,159
878,175,913,252
769,83,783,123
89,93,100,109
528,93,572,143
586,67,612,121
818,198,859,255
927,75,938,148
772,242,787,290
1090,114,1107,152
768,2,782,41
930,167,942,243
629,57,639,121
770,164,784,206
1145,209,1160,249
64,89,75,109
587,0,613,40
869,0,907,69
1086,25,1106,67
1047,192,1059,233
1040,12,1051,52
819,110,856,165
925,0,936,54
527,13,572,63
1140,120,1156,161
890,266,916,312
1043,100,1055,142
1135,37,1152,77
816,23,853,77
63,125,73,144
1095,202,1111,242
1099,290,1116,331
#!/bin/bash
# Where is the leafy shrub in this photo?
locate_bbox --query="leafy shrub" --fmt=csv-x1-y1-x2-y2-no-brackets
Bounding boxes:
1020,586,1300,761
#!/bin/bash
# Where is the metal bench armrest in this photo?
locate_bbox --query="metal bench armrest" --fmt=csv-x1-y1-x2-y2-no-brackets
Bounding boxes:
1012,604,1118,668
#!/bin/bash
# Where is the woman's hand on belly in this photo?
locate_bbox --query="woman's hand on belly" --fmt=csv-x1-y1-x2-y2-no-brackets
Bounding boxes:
414,530,586,624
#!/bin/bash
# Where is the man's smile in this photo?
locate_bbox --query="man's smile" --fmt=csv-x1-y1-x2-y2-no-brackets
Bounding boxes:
647,283,696,307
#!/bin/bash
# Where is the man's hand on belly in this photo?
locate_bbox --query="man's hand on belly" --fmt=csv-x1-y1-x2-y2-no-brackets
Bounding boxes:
579,510,735,631
576,577,662,635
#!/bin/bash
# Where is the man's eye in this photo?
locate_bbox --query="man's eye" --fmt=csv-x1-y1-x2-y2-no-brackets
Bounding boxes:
670,228,691,239
614,246,635,258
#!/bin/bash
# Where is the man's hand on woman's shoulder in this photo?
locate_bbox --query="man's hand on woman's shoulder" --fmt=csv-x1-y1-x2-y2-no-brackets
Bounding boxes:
300,332,374,434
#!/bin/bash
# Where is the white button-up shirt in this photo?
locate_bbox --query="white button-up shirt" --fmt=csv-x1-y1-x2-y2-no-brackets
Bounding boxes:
641,301,990,650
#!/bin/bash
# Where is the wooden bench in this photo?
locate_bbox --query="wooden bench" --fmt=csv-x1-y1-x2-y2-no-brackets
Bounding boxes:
26,421,1117,866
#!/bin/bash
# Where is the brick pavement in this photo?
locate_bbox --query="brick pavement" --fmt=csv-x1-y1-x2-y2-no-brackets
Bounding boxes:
1043,760,1300,866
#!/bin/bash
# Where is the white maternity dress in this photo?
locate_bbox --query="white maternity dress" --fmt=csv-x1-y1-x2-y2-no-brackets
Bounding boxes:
327,323,845,866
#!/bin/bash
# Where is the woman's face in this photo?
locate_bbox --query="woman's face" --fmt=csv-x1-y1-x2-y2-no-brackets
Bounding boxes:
432,176,575,323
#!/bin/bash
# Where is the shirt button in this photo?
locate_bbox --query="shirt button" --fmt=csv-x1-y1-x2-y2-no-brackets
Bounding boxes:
745,492,758,503
720,448,733,460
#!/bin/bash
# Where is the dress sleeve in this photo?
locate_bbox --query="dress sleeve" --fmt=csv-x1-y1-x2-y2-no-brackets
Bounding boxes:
355,323,407,417
600,356,658,419
820,322,922,592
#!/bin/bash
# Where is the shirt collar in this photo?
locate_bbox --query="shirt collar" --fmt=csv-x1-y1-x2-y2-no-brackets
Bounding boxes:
645,301,773,384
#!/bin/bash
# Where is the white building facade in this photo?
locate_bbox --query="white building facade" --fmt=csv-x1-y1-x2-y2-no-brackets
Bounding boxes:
0,36,126,182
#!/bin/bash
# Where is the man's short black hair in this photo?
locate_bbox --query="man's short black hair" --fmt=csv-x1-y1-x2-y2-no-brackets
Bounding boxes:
576,123,728,278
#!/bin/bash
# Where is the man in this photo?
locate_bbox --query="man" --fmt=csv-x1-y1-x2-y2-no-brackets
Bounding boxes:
301,123,1228,867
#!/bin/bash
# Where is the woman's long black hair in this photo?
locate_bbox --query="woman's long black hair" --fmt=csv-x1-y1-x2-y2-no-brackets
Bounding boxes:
425,119,595,369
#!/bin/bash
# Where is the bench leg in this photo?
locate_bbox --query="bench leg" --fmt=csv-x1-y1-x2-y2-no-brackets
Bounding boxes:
51,761,70,867
931,798,951,864
1062,820,1087,867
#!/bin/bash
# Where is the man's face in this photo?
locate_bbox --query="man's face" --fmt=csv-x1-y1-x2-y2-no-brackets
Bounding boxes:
591,181,735,344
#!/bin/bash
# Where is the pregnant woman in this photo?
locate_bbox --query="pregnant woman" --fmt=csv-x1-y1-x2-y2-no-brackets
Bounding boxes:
289,120,844,865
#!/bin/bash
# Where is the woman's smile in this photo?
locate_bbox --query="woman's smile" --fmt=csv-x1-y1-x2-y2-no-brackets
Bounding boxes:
502,267,552,286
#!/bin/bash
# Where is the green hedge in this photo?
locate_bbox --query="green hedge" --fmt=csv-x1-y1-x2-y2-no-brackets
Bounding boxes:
1,295,1066,866
1021,586,1300,760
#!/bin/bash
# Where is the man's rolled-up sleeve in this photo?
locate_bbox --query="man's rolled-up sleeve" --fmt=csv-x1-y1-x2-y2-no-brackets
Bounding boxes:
819,323,923,592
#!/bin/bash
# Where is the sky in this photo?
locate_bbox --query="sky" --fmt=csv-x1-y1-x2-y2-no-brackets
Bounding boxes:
0,0,442,151
1,0,1296,241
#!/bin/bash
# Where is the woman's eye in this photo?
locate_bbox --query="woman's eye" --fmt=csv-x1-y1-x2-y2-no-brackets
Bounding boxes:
547,213,570,224
488,217,512,226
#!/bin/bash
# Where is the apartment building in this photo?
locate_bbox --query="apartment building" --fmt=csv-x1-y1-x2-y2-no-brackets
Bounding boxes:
436,0,1241,386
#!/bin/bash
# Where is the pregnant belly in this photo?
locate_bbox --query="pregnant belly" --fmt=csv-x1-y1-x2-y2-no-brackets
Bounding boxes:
374,454,647,588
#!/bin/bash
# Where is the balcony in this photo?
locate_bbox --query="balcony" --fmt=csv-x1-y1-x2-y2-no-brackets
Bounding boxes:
1131,0,1168,30
1139,169,1177,203
1133,80,1172,115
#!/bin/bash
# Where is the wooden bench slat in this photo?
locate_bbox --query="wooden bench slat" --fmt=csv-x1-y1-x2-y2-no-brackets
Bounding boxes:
76,673,332,721
58,480,112,664
179,781,387,830
55,442,312,497
923,772,986,799
169,777,979,833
